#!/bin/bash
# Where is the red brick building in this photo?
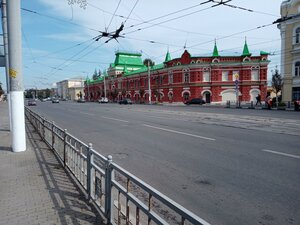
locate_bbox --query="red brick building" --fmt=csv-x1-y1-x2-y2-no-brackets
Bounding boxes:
84,41,270,104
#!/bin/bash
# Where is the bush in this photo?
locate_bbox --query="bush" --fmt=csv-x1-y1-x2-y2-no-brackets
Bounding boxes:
277,102,286,107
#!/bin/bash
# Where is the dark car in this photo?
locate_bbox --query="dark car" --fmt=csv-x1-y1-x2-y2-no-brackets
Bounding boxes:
119,99,132,105
28,99,37,106
184,98,205,105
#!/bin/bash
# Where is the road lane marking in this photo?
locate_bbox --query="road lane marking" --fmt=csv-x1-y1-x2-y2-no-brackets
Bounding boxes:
262,149,300,159
142,124,215,141
102,116,129,123
79,112,94,116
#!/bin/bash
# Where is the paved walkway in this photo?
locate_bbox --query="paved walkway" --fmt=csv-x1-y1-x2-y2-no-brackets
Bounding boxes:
0,102,104,225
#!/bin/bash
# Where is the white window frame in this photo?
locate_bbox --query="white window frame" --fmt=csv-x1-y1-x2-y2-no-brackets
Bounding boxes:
295,61,300,77
222,71,228,81
251,69,259,81
168,71,173,84
182,69,190,83
203,71,210,82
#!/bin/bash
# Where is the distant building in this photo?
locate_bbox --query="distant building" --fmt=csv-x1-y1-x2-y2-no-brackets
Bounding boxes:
84,42,269,104
278,0,300,101
56,78,84,100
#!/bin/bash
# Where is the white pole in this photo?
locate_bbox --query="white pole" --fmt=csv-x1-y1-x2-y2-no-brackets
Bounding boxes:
1,0,12,131
147,61,152,104
7,0,26,152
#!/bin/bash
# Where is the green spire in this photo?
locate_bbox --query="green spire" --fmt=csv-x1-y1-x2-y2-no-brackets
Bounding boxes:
212,39,219,57
242,38,251,56
164,50,171,62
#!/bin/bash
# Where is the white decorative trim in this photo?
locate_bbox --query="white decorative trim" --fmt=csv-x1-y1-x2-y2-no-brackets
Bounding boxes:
201,90,212,95
181,90,191,97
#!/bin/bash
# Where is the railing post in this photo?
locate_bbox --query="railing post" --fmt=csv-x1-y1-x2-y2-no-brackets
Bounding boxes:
250,101,254,109
87,143,93,199
63,129,67,167
288,101,291,108
105,155,113,224
42,117,45,140
51,121,55,150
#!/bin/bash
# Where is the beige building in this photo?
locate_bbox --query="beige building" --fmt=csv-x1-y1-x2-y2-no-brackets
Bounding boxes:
278,0,300,102
56,78,84,101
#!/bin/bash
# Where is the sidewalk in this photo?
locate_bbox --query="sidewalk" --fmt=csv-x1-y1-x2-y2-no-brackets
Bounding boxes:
0,102,103,225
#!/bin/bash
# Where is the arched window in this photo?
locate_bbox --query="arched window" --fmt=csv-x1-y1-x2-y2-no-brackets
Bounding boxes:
168,71,173,84
182,68,190,83
295,61,300,76
296,27,300,44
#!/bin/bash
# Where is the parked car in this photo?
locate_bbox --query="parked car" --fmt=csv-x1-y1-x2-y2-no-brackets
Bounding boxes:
27,99,37,106
119,99,132,105
98,97,108,103
52,98,59,103
184,98,205,105
77,98,86,103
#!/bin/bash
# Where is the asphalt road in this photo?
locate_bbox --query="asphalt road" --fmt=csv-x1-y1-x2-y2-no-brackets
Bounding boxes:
30,101,300,225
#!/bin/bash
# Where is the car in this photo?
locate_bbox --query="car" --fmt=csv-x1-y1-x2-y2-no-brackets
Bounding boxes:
98,97,108,103
77,98,86,103
119,99,132,105
52,98,59,103
184,98,205,105
28,99,37,106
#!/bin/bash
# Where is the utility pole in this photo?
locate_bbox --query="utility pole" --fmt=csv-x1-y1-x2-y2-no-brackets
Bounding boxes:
147,61,152,104
103,72,107,99
7,0,26,152
1,0,11,131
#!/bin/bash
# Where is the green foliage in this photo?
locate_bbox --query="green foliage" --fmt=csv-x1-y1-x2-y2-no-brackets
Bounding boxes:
143,58,155,67
271,68,282,95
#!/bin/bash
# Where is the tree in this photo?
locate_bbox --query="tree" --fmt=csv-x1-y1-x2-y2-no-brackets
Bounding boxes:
271,67,283,107
92,69,98,80
143,58,155,67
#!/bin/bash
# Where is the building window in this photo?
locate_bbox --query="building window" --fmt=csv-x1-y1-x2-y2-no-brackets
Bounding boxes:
144,78,148,88
292,87,300,101
251,69,259,81
182,69,190,83
168,71,173,84
222,71,228,81
296,27,300,44
203,71,210,82
183,92,189,101
295,61,300,76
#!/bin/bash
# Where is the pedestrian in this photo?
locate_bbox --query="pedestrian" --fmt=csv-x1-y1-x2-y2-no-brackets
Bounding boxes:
255,94,261,106
265,94,272,110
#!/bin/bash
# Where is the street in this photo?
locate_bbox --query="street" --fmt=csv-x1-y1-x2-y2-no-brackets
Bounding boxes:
30,101,300,225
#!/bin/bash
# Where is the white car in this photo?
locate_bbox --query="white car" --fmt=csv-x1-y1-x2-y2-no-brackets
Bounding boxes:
98,97,108,103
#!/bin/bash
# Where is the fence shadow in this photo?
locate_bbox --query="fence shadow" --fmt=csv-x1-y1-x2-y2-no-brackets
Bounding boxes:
26,120,104,225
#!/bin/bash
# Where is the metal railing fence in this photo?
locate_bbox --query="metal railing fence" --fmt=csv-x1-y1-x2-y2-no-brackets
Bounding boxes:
25,107,210,225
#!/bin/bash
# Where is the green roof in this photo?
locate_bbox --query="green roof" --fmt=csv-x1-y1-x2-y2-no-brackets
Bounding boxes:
113,51,144,67
260,51,269,55
212,40,219,57
242,40,251,56
123,63,164,77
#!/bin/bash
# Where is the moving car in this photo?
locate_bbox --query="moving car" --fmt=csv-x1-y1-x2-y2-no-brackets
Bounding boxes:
77,98,86,103
98,97,108,103
119,99,132,105
52,98,59,103
27,99,37,106
184,98,205,105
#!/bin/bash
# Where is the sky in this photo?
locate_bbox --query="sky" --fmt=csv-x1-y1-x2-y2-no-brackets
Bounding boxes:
0,0,283,91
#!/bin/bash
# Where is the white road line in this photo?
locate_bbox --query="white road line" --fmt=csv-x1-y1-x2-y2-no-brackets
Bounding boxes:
262,149,300,159
102,116,129,123
79,112,94,116
142,124,215,141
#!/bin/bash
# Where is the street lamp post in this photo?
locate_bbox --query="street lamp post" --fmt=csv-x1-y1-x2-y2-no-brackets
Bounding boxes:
147,61,152,104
